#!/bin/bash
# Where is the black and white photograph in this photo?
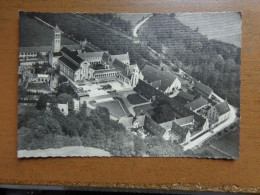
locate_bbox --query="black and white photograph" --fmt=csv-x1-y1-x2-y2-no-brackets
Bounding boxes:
18,12,241,158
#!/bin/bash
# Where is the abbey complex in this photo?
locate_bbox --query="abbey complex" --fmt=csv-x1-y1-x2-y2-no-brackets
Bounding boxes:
18,14,238,153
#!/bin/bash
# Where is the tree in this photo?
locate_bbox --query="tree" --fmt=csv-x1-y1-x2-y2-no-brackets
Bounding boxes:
36,94,50,110
18,127,33,150
77,101,87,121
151,100,176,123
57,93,73,110
62,115,81,137
57,84,77,97
58,75,68,84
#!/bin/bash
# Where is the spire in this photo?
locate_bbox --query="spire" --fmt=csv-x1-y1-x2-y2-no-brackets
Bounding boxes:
54,24,61,33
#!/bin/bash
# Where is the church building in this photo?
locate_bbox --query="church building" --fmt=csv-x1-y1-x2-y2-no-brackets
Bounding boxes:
48,25,143,87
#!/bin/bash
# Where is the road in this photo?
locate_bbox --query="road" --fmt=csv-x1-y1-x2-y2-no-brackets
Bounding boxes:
182,104,237,151
133,15,152,37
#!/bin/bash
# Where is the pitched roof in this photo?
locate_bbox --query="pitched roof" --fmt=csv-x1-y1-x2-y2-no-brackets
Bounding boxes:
62,44,81,51
159,121,174,130
171,122,188,141
53,52,62,57
101,52,112,64
112,59,128,77
143,116,166,137
118,116,133,128
78,51,105,59
177,91,195,102
54,25,62,33
215,101,230,115
194,81,213,97
141,65,178,92
111,53,130,63
175,115,194,126
60,47,83,64
27,82,50,90
185,96,208,111
58,56,79,71
150,80,161,89
135,80,206,127
19,46,52,53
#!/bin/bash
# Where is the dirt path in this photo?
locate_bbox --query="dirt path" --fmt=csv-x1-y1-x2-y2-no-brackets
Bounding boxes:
133,15,152,38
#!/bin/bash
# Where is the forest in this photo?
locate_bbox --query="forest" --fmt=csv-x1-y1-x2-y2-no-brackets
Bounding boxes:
138,14,241,107
24,13,240,107
87,14,133,36
27,12,159,70
18,93,186,157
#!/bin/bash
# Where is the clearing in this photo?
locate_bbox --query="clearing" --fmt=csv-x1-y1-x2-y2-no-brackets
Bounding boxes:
18,146,111,158
97,100,127,118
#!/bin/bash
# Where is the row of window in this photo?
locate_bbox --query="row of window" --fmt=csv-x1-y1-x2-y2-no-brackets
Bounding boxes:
20,52,37,56
94,72,117,78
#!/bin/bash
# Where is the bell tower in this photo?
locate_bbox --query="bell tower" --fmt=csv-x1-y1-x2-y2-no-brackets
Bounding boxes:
53,25,61,52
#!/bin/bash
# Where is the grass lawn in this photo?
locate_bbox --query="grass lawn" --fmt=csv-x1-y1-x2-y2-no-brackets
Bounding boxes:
18,104,37,114
18,146,111,158
133,103,153,115
127,94,147,105
97,100,126,118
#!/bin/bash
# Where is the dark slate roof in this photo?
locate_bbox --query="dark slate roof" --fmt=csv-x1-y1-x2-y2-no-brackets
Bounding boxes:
175,115,194,126
111,53,130,63
141,65,178,92
91,63,104,70
62,44,81,51
27,82,49,90
78,51,105,59
194,81,213,97
59,56,79,71
112,59,128,77
185,96,208,111
102,52,112,64
177,91,195,102
171,122,188,141
144,116,166,137
215,101,230,115
135,80,206,127
53,52,62,57
150,80,161,89
61,47,83,64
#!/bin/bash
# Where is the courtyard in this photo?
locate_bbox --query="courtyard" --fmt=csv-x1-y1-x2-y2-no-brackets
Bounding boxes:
73,78,132,98
96,99,127,118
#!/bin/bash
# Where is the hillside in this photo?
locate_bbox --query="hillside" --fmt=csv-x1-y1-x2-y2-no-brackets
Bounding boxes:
138,13,241,107
175,12,242,47
19,13,77,47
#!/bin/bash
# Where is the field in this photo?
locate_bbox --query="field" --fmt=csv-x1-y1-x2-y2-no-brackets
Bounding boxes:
127,94,147,105
18,146,111,158
97,100,127,118
20,14,76,47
